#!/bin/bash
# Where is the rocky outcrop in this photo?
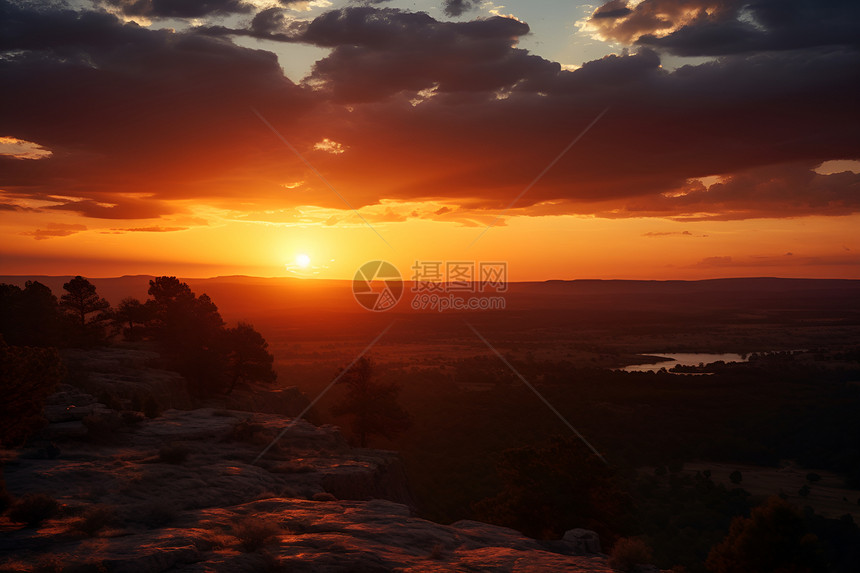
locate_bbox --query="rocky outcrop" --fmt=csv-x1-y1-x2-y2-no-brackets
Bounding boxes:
204,385,310,419
61,347,195,410
0,390,611,572
60,347,311,418
0,495,612,572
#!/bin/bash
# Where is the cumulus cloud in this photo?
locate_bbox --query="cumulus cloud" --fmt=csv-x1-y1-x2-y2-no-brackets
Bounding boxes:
585,0,860,55
97,0,277,19
443,0,476,18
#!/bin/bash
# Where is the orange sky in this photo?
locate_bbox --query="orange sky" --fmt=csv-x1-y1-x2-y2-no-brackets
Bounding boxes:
1,1,859,280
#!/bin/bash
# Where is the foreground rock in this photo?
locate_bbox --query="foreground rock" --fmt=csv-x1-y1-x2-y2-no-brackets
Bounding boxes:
1,403,610,572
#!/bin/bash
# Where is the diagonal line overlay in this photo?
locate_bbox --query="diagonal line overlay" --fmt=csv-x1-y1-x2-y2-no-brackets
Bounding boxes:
252,321,396,464
251,106,393,250
465,321,608,465
469,107,610,248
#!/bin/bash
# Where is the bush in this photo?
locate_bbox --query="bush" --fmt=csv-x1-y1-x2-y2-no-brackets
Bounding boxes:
806,472,822,483
729,470,743,485
8,493,59,527
233,516,281,552
72,505,115,536
707,497,826,573
226,418,269,444
158,442,191,464
609,538,654,572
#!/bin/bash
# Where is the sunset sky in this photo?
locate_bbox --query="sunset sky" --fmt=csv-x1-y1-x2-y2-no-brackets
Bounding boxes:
2,0,859,280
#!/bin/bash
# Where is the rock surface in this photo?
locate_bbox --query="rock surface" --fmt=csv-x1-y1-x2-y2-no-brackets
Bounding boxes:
1,390,611,572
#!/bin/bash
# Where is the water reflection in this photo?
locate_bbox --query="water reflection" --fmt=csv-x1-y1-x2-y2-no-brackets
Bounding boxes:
620,352,748,373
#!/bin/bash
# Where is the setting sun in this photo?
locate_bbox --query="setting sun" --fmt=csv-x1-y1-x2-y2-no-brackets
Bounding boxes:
296,253,311,268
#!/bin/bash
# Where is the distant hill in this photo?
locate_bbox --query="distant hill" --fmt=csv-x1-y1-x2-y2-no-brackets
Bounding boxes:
2,275,858,322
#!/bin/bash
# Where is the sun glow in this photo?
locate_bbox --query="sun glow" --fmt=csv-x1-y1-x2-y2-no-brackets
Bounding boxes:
296,253,311,268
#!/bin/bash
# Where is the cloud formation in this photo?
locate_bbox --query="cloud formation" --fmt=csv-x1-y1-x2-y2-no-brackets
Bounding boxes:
20,223,87,240
585,0,860,56
1,0,859,224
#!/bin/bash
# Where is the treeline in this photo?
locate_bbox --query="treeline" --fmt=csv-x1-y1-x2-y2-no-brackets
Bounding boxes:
0,276,275,397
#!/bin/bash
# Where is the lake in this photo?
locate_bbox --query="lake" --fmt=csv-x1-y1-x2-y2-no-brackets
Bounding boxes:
620,352,748,373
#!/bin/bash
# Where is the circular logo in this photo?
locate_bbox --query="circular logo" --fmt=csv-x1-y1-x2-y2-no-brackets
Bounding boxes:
352,260,403,311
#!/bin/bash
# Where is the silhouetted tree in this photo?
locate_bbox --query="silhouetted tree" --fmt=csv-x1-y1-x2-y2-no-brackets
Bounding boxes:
111,297,151,341
0,281,62,347
148,277,223,347
224,322,276,394
0,336,64,446
146,277,226,396
473,435,630,541
60,276,110,344
332,356,411,447
729,470,743,485
706,496,826,573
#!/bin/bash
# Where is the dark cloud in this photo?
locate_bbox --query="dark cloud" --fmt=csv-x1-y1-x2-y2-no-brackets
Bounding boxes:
98,0,258,19
301,8,546,101
197,7,308,42
586,0,860,56
655,163,860,220
592,0,633,20
2,1,859,222
0,0,310,219
443,0,476,18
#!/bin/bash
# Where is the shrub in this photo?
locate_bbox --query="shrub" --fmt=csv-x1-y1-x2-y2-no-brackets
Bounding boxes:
799,484,811,498
158,442,191,464
729,470,743,485
72,505,115,537
707,496,825,573
226,418,269,444
8,493,59,527
609,537,654,572
233,516,281,552
806,472,822,483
